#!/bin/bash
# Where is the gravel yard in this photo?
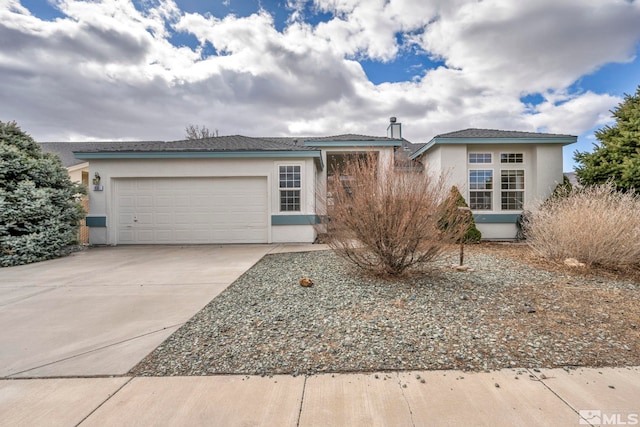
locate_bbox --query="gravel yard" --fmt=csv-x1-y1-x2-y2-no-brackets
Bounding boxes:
131,244,640,376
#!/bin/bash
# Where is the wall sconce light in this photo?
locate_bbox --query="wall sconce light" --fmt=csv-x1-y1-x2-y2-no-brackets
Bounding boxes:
92,172,104,191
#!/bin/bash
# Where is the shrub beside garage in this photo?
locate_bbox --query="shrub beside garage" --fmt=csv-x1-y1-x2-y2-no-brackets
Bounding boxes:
0,121,85,267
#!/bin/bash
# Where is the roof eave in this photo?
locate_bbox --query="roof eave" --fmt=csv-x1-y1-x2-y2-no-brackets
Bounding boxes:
410,136,577,159
67,161,89,172
304,140,402,148
74,149,320,159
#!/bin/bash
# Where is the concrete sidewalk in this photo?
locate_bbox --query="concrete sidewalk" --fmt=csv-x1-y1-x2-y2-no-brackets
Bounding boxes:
1,367,638,426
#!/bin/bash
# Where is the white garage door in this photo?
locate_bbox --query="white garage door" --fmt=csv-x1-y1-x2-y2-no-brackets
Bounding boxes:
116,177,268,244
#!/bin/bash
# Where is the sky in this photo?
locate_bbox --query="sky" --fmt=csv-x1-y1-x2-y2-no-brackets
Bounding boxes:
1,0,640,171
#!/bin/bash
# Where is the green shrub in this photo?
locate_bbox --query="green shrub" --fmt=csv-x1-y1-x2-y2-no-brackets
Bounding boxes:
438,186,482,243
0,121,85,267
545,175,574,206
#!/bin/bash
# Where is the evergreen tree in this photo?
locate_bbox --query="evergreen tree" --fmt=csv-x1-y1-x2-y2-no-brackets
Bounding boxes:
438,186,482,243
0,121,85,266
574,85,640,191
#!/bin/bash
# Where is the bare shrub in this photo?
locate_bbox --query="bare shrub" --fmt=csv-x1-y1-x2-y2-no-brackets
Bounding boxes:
523,183,640,268
318,152,458,277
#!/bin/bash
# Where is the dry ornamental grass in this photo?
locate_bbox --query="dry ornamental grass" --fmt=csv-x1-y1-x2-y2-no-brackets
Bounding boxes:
523,184,640,269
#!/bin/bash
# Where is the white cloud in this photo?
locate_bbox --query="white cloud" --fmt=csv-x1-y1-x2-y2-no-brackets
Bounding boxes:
526,92,620,135
420,0,640,93
0,0,638,148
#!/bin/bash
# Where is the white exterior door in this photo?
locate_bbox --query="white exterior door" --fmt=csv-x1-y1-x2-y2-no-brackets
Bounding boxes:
115,177,268,244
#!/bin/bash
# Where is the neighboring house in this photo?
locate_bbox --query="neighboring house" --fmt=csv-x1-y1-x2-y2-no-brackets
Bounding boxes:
411,129,577,239
40,121,575,245
39,142,90,185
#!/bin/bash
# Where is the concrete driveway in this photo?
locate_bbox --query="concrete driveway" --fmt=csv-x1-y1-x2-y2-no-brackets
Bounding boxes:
0,245,274,378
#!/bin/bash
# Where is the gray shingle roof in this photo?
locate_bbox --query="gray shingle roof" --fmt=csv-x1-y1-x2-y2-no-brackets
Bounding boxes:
45,134,399,167
303,134,399,142
410,128,577,160
400,140,426,156
436,128,575,139
39,141,162,167
261,134,400,145
72,135,317,154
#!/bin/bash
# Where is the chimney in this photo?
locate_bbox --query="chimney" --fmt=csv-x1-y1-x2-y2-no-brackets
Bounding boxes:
387,117,402,139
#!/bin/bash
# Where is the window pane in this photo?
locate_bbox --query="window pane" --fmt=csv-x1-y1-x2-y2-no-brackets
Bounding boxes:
470,170,493,190
279,165,301,189
501,153,523,163
280,190,300,211
501,191,523,210
501,170,524,190
469,191,492,210
469,153,492,163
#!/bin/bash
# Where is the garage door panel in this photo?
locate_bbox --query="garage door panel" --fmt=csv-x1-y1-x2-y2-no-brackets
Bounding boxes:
119,213,135,225
135,213,153,225
119,195,135,208
116,177,268,244
155,196,173,207
136,180,154,191
156,213,172,224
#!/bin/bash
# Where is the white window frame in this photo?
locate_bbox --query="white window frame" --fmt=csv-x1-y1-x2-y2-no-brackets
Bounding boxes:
278,164,302,212
500,169,525,210
500,152,524,164
468,153,493,164
469,169,493,211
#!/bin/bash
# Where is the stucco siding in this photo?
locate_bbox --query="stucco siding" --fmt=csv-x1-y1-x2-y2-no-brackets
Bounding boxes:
476,223,519,240
439,145,468,191
532,144,564,204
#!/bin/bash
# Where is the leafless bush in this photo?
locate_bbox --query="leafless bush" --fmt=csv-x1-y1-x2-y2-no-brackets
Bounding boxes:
318,153,459,277
185,124,216,139
522,183,640,268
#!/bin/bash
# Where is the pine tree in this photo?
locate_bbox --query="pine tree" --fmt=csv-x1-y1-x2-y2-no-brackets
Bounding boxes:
574,85,640,191
438,186,482,243
0,121,85,266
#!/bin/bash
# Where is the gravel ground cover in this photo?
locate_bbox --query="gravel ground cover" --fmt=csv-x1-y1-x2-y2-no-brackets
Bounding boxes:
131,245,640,376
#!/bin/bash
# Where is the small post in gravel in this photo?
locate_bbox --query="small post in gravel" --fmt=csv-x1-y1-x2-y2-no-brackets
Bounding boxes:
457,206,471,266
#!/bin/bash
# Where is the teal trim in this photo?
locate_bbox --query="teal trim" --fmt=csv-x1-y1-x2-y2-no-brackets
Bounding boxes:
85,216,106,227
411,140,437,158
474,214,521,224
271,215,321,226
411,135,577,159
436,137,575,144
74,150,322,161
304,141,401,147
75,150,324,171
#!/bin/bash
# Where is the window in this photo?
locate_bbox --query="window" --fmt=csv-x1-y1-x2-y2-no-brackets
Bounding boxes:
501,170,524,210
469,170,493,210
501,153,523,163
279,165,301,211
469,153,492,164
